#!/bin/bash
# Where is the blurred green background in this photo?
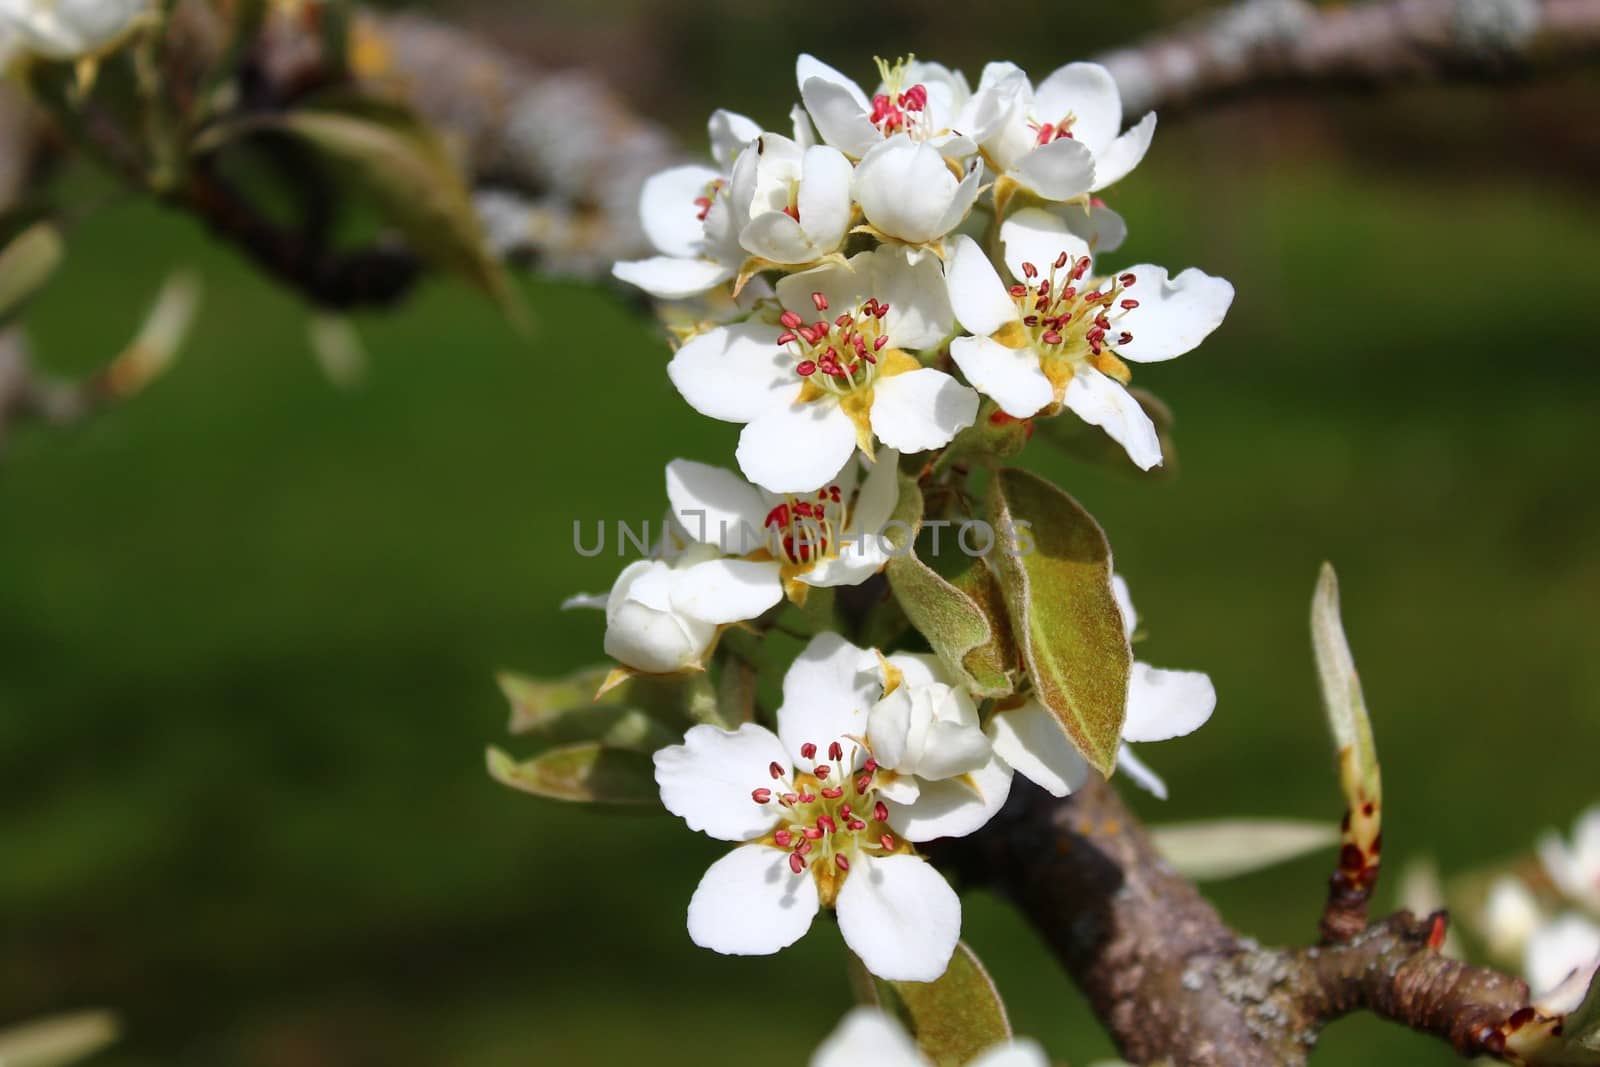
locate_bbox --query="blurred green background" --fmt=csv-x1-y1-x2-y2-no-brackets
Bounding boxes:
3,1,1599,1064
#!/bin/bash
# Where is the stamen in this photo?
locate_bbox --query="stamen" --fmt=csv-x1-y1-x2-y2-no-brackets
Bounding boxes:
769,761,783,780
774,829,793,847
874,801,889,822
800,742,817,760
751,788,772,804
811,292,829,312
834,854,851,872
828,741,844,761
789,852,806,874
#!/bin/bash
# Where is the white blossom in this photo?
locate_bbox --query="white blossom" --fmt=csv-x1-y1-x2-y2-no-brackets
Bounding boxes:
668,244,977,493
666,449,900,598
1539,805,1600,914
797,54,976,159
812,1007,1048,1067
963,60,1154,200
986,576,1215,799
564,541,782,675
1480,874,1546,963
1525,912,1600,1015
945,219,1231,470
653,634,972,981
0,0,150,61
853,135,985,247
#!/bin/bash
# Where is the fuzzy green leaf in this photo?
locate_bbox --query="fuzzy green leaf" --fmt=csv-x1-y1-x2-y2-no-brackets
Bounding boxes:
486,743,661,808
849,941,1011,1067
989,467,1129,775
0,222,65,325
885,478,1015,698
0,1010,118,1067
1148,819,1339,881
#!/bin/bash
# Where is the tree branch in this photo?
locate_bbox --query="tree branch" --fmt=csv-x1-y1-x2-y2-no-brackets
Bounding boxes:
1097,0,1600,118
935,779,1544,1066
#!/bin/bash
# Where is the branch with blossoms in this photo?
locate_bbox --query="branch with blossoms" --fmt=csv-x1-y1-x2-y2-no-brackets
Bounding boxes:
486,50,1600,1067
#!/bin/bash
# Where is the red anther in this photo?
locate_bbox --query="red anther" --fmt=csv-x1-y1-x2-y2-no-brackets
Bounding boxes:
1074,260,1090,279
873,335,888,350
816,815,837,834
880,833,896,850
796,360,817,376
1095,314,1111,331
820,786,844,799
830,486,841,501
779,310,803,330
789,852,806,874
855,774,873,793
1042,330,1062,345
781,792,799,806
1117,332,1132,345
776,331,798,346
796,839,813,855
829,741,844,761
900,84,927,111
1054,251,1069,270
873,302,889,318
839,804,853,818
693,196,713,221
1082,290,1102,303
1021,262,1039,279
814,764,831,780
835,854,851,872
1034,297,1049,312
1086,326,1106,342
800,742,817,760
1120,299,1140,310
811,292,829,311
1119,272,1137,286
862,758,878,774
799,792,817,804
1037,279,1052,297
774,829,793,847
751,788,772,804
1022,315,1040,327
836,313,853,328
874,801,889,822
847,819,867,831
1009,284,1028,298
1090,197,1107,207
803,826,824,840
1061,286,1076,301
769,761,784,779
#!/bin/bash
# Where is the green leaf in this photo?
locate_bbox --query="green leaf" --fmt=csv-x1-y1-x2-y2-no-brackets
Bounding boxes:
486,743,661,808
989,467,1129,776
1311,563,1379,802
1035,386,1178,480
0,1010,118,1067
499,666,624,735
849,941,1011,1067
885,476,1015,698
196,103,517,317
0,222,65,324
1148,819,1339,881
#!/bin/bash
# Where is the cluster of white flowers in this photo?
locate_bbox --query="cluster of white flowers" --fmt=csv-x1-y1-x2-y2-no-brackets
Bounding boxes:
0,0,150,66
1478,806,1600,1013
575,52,1228,983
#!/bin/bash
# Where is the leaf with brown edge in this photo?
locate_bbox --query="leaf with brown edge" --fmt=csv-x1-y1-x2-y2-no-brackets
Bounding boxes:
848,941,1011,1067
486,743,661,808
885,477,1016,699
989,466,1129,776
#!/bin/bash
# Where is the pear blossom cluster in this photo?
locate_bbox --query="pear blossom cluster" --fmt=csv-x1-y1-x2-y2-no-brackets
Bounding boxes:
1477,806,1600,1014
569,51,1230,984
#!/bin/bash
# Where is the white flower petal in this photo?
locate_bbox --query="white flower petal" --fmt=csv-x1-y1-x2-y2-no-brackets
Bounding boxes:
1525,913,1600,1005
797,53,870,109
1032,62,1123,154
687,843,820,956
872,248,955,351
1063,365,1162,471
1110,265,1234,364
777,633,879,769
969,1040,1050,1067
639,164,721,259
1010,137,1095,202
560,592,607,611
932,162,985,242
665,459,772,554
708,109,762,170
1000,207,1093,284
1091,112,1157,191
736,399,859,494
799,539,889,588
801,76,883,157
847,448,901,536
887,753,1013,842
836,852,961,981
604,561,714,673
1112,574,1137,638
876,773,921,806
885,652,946,690
855,137,962,244
797,145,855,252
611,256,734,300
986,700,1092,797
1123,664,1216,743
870,369,978,453
950,335,1053,418
811,1008,927,1067
1116,744,1168,800
654,723,791,841
1078,203,1129,254
945,235,1020,337
672,558,785,625
668,321,798,424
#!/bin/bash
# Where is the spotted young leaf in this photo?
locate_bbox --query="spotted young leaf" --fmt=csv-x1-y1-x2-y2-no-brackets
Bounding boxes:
847,941,1013,1067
